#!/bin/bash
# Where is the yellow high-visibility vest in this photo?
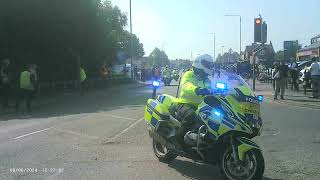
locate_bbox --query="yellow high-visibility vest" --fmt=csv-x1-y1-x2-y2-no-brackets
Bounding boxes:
178,70,210,107
20,71,34,90
80,68,86,82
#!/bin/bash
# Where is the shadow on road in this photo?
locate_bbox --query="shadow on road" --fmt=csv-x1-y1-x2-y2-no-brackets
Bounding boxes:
0,83,150,121
168,159,222,180
168,159,281,180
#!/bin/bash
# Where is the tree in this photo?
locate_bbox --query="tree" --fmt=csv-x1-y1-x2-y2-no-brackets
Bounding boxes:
148,48,169,67
275,50,284,61
116,31,144,59
215,54,222,63
0,0,144,81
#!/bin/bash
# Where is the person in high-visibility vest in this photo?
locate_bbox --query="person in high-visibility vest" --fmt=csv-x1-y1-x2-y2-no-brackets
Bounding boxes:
174,54,214,147
15,65,37,112
80,65,87,96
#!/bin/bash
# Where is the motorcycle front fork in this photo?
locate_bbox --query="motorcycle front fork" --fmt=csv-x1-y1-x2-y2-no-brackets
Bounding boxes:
152,88,157,99
230,136,239,162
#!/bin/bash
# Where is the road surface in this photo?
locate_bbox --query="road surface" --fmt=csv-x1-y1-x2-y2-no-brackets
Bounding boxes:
0,82,319,180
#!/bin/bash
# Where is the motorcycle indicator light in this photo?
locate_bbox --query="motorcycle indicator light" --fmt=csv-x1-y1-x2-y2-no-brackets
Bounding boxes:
216,82,227,90
257,95,264,102
152,81,160,87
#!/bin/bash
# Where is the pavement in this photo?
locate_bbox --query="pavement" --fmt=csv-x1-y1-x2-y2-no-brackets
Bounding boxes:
254,81,320,109
0,81,319,180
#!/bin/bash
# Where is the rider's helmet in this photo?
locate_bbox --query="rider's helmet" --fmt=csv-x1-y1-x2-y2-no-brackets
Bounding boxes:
193,54,214,78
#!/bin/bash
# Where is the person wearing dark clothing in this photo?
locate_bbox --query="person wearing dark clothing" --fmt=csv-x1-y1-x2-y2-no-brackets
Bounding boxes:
274,62,289,100
290,60,299,91
141,67,146,82
0,58,11,110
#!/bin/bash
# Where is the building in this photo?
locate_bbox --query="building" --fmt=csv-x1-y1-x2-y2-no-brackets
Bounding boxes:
297,34,320,61
244,42,275,67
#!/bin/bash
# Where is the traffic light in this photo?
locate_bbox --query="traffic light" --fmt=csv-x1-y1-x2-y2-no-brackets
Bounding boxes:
254,18,267,43
254,18,262,43
261,22,267,43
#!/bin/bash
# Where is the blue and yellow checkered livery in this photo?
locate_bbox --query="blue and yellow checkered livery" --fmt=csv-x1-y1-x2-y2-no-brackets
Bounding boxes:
144,94,179,128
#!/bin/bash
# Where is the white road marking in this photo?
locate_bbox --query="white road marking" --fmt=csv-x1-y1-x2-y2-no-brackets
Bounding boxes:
106,117,144,143
54,128,99,140
12,127,53,140
102,114,137,121
273,132,280,136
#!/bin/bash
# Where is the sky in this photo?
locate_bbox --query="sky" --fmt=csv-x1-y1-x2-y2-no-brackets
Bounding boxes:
110,0,320,60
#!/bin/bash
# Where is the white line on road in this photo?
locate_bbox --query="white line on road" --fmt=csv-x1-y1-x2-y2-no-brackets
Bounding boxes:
54,128,99,140
106,117,144,143
12,127,53,140
102,114,137,121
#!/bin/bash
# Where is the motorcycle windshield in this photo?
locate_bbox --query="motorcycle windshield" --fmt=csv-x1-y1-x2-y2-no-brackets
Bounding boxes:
210,71,255,97
210,71,261,120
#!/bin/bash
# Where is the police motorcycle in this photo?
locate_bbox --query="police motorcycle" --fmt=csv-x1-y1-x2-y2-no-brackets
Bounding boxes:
162,74,172,86
145,71,265,180
172,69,180,82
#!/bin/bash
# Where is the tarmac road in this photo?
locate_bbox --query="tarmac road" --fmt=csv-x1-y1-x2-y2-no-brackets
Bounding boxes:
0,81,319,180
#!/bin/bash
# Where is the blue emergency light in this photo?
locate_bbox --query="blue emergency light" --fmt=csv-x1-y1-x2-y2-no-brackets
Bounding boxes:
152,81,160,87
257,95,264,102
215,82,227,90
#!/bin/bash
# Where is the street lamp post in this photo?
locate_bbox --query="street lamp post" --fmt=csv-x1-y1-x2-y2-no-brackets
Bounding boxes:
225,14,242,55
209,33,216,60
161,42,167,66
129,0,133,79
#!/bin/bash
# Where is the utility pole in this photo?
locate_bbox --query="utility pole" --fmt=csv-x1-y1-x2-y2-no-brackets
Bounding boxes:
251,44,263,91
225,14,242,54
209,33,216,60
221,46,225,54
129,0,133,79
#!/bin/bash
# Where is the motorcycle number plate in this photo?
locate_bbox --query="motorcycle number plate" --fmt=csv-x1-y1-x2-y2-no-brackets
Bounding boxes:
240,102,260,115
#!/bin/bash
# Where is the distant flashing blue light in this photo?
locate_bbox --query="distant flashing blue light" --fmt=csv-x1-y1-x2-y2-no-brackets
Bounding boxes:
257,95,264,102
152,81,160,87
216,82,227,90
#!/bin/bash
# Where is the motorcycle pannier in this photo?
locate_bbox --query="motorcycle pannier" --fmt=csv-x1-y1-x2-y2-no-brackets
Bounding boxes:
145,99,170,128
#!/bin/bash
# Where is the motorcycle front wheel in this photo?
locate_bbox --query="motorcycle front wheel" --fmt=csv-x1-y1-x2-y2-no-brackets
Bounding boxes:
152,139,177,163
220,148,264,180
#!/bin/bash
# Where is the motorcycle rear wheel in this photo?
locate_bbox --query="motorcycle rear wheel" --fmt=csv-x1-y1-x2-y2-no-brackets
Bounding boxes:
220,148,264,180
152,139,177,163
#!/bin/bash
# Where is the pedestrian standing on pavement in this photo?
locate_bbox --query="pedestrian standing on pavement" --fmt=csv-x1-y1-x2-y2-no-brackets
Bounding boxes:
274,61,289,100
290,58,299,91
310,57,320,98
272,62,279,91
0,58,12,111
80,65,87,96
15,64,37,113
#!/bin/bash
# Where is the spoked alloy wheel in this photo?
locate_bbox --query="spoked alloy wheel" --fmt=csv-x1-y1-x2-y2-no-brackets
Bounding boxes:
152,139,177,163
220,148,264,180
